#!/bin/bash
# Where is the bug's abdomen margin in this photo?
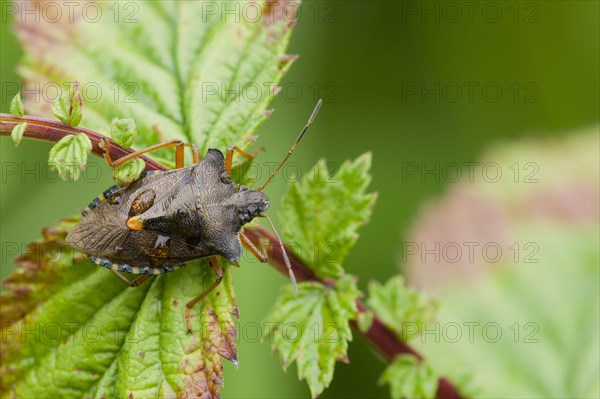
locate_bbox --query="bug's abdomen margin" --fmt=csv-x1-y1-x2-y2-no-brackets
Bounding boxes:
90,256,180,275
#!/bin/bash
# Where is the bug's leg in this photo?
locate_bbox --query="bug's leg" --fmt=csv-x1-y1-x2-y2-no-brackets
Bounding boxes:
100,137,187,169
99,137,115,166
111,270,152,287
153,126,201,164
185,256,223,333
185,143,201,164
129,274,152,287
240,232,268,263
153,125,167,142
224,146,264,175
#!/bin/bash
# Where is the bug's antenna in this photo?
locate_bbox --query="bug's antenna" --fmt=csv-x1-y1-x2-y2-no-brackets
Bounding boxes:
257,99,323,192
260,213,298,294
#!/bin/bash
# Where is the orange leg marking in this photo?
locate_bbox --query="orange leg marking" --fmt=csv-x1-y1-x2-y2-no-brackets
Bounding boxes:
225,145,263,175
100,138,200,170
153,126,200,164
185,143,201,164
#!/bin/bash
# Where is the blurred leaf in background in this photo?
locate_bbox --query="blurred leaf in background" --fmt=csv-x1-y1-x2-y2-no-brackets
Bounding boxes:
405,128,600,398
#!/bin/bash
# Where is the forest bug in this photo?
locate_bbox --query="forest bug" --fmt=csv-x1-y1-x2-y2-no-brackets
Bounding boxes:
67,100,322,332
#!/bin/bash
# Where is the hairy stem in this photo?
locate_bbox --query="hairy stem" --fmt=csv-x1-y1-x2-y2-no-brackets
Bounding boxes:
0,113,462,399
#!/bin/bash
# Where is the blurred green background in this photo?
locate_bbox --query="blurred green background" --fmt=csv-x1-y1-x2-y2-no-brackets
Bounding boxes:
1,1,598,398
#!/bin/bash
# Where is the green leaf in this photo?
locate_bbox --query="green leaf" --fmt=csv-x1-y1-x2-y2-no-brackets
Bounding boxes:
366,276,439,398
111,158,146,184
356,309,374,333
51,95,70,124
379,355,439,399
9,1,299,397
0,217,239,399
51,81,83,127
231,155,259,187
48,133,92,181
10,122,27,147
10,91,24,117
264,275,360,398
69,81,83,126
367,275,437,342
16,1,296,155
110,117,138,148
281,153,377,278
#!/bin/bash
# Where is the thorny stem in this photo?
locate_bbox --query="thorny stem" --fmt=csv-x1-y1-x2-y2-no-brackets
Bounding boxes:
0,113,462,399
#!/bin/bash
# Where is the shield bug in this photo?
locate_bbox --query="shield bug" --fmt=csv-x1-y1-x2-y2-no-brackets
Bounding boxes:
67,100,322,332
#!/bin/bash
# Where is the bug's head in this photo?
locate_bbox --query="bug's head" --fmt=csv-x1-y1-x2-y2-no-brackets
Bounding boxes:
234,187,269,225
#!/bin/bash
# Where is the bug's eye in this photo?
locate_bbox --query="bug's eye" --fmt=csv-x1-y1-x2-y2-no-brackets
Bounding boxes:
220,171,232,184
239,185,248,192
177,207,189,217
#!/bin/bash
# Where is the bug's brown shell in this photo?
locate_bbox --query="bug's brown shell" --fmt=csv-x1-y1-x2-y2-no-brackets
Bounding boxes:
67,149,267,273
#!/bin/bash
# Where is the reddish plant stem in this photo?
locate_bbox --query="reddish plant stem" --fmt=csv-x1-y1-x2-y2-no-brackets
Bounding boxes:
243,228,424,357
0,113,462,399
245,228,461,399
0,114,166,170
